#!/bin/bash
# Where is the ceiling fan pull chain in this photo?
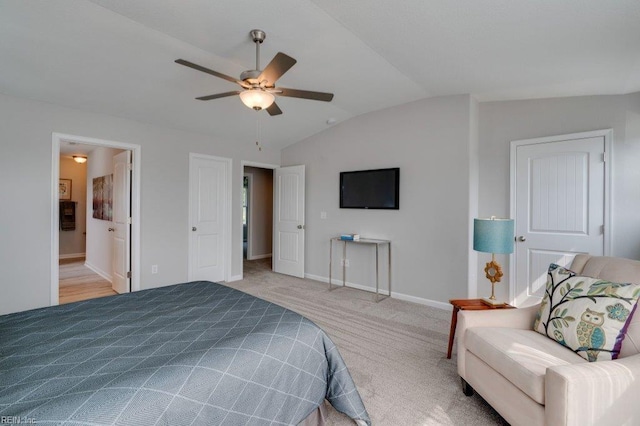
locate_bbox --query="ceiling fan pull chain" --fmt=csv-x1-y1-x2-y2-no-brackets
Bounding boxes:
256,115,262,151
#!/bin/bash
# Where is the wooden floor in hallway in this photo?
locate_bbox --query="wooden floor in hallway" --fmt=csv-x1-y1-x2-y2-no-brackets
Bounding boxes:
59,257,117,304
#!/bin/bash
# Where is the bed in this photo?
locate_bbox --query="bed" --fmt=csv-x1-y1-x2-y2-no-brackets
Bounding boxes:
0,281,370,425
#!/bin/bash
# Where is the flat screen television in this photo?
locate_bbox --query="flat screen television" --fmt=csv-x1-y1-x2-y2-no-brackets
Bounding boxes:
340,167,400,209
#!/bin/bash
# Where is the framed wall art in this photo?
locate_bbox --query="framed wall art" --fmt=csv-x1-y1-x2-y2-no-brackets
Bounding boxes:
92,174,113,221
59,179,72,201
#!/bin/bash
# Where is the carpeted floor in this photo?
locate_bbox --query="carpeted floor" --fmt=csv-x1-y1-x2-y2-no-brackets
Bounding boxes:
226,259,508,425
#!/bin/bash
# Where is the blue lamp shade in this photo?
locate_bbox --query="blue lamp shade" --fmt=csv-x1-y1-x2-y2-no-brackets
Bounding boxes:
473,218,514,254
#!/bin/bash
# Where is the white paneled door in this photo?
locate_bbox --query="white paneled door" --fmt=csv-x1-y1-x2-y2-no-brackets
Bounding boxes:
273,165,305,278
189,155,229,283
112,150,131,294
512,131,608,306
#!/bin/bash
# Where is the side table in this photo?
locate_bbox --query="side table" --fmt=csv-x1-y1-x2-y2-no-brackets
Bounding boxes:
446,298,514,359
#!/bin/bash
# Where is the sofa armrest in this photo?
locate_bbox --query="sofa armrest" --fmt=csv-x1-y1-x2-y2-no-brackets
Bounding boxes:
456,305,539,378
546,354,640,426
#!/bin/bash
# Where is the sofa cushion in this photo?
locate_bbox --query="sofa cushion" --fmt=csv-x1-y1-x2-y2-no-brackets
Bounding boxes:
534,264,640,362
465,327,586,404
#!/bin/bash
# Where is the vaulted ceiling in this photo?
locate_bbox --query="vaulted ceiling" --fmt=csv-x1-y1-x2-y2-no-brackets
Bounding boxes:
1,1,639,150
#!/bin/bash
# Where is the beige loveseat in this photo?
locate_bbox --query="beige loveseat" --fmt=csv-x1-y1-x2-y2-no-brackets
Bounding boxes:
457,254,640,426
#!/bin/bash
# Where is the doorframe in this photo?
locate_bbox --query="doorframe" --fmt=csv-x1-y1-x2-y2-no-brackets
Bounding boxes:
188,153,233,282
51,132,142,306
508,129,612,303
239,161,279,279
243,173,253,260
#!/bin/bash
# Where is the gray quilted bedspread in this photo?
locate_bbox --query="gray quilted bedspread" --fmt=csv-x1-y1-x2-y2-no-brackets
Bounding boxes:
0,281,370,425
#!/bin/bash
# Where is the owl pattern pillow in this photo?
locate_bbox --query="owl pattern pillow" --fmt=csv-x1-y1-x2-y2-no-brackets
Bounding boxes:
534,264,640,362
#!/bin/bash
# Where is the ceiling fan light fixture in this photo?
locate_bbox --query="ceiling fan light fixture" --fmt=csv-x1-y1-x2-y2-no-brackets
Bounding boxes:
239,89,275,110
175,29,333,117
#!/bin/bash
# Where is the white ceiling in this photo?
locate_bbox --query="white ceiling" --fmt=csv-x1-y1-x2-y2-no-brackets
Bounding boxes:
1,0,639,150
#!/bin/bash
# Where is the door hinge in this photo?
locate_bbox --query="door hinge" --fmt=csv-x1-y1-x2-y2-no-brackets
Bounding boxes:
127,163,133,171
127,217,132,225
601,224,605,235
126,271,131,279
602,152,607,163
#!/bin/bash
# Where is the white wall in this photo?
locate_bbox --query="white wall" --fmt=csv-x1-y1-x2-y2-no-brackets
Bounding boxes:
282,95,475,306
244,166,273,259
0,92,279,315
478,92,640,303
59,156,86,257
282,91,640,306
5,87,638,315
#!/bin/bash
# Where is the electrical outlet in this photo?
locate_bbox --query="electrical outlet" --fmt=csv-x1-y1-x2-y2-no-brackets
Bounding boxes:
151,265,158,274
344,259,350,267
320,211,327,219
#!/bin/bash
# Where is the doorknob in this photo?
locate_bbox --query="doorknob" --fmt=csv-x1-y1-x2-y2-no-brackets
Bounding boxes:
297,225,304,229
108,227,115,232
192,227,197,232
517,236,526,242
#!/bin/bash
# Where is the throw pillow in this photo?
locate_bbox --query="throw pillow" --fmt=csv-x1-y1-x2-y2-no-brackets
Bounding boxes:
533,263,640,362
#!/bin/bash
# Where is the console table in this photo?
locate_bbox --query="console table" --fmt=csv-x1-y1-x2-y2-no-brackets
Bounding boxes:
328,237,391,302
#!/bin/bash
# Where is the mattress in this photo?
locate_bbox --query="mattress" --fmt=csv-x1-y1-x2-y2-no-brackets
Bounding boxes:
0,281,370,425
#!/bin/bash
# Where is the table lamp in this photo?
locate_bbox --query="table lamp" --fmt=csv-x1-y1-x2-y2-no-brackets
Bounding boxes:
473,217,514,306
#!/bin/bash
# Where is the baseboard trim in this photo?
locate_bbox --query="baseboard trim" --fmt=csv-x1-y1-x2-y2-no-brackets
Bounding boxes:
391,292,451,311
306,273,391,295
305,273,451,311
227,274,242,282
248,253,272,260
84,261,113,283
59,252,85,260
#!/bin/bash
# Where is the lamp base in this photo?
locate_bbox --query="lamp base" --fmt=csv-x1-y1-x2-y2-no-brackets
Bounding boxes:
481,297,507,307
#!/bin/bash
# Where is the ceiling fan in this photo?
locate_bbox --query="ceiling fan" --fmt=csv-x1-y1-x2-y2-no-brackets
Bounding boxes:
175,29,334,116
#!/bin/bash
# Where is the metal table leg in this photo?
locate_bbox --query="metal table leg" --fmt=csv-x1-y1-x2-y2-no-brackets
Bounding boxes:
388,242,392,298
342,240,346,288
328,238,333,291
375,243,379,302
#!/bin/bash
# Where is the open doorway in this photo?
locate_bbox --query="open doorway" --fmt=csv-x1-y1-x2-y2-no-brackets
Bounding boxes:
242,164,275,275
59,144,117,303
52,133,141,307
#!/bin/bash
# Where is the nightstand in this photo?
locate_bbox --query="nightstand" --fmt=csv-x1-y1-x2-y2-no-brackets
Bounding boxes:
446,298,514,359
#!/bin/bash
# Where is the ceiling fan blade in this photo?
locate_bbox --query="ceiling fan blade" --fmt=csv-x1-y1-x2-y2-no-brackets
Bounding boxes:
175,59,243,86
276,87,334,102
266,102,283,116
258,52,297,85
196,91,241,101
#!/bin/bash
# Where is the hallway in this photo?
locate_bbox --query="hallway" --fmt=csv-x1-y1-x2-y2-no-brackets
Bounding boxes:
59,257,117,304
